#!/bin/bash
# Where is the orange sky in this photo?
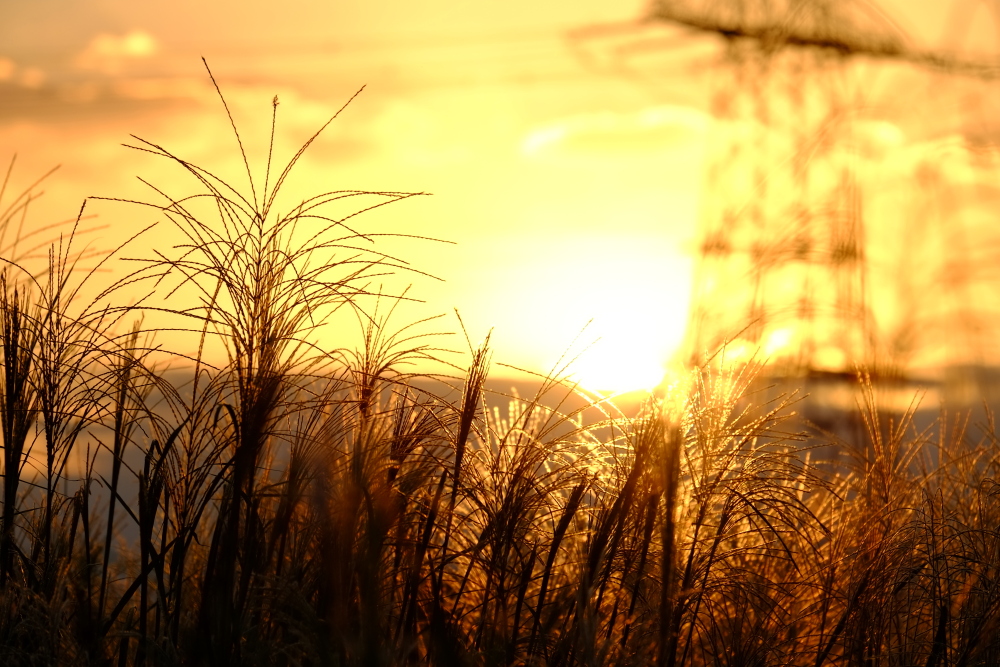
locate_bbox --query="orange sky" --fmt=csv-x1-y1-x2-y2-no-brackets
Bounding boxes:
1,1,998,390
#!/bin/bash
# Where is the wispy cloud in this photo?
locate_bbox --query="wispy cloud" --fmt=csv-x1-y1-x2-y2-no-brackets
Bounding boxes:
0,57,45,89
74,30,159,75
522,105,708,156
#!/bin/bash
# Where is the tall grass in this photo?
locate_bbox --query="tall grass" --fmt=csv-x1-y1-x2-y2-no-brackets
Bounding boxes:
0,68,998,666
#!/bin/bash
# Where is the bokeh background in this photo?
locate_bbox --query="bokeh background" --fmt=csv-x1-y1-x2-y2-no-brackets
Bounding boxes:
2,0,999,392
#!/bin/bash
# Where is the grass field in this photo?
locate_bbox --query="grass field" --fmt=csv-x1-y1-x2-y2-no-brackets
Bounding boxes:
0,73,999,667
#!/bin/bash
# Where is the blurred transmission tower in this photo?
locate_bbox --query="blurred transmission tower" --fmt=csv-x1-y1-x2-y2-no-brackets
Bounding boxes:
645,0,1000,373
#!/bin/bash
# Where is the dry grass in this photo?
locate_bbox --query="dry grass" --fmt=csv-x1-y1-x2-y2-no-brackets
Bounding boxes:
0,68,998,667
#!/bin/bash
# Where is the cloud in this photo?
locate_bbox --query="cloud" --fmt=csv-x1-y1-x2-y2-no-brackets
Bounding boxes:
19,67,45,89
0,58,45,89
522,105,708,157
75,30,159,74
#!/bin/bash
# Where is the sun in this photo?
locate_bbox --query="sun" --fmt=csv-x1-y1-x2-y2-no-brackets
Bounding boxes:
535,257,690,396
463,235,693,394
570,341,668,395
562,304,685,395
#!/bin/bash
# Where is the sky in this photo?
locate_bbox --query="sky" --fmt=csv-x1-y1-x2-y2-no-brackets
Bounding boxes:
1,0,998,391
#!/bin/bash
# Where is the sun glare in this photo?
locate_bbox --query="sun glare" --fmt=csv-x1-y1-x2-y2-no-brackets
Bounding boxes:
554,280,688,395
570,341,667,394
515,247,691,395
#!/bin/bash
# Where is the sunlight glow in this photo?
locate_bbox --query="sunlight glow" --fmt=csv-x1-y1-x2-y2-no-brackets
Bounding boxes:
763,327,794,357
553,271,689,394
713,328,797,368
510,242,692,395
570,340,667,395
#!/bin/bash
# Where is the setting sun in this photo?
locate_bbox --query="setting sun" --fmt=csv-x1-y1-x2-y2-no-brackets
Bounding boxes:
552,266,690,394
569,340,667,394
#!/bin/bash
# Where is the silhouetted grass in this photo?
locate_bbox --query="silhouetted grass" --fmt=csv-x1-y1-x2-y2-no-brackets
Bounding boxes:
0,67,998,667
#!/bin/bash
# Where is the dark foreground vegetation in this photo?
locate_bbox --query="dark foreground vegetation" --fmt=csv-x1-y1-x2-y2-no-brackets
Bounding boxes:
1,76,999,666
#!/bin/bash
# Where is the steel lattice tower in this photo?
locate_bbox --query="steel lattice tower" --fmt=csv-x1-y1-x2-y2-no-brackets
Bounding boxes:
647,0,902,371
649,0,1000,373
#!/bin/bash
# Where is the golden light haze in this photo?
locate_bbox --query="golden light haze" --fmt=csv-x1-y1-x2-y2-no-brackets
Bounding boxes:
1,1,997,390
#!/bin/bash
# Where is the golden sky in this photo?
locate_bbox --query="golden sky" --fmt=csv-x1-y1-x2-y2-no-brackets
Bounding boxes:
1,1,998,390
